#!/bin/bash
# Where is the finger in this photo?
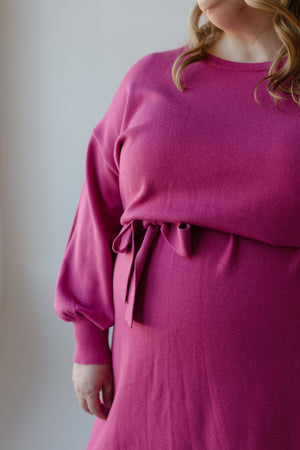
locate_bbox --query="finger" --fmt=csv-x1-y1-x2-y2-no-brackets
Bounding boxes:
102,378,114,408
86,392,108,421
78,397,93,415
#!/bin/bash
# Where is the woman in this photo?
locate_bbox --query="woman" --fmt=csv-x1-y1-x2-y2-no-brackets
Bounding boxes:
54,0,300,448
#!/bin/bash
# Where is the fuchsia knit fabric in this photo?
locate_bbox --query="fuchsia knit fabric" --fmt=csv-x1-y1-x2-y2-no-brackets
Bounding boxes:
54,47,300,449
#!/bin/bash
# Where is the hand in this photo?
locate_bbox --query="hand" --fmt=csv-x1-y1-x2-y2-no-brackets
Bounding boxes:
72,363,114,421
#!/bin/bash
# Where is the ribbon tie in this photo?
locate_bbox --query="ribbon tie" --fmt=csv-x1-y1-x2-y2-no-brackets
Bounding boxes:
112,219,192,327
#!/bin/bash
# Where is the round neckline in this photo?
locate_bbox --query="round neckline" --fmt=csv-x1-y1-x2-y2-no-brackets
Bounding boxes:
204,52,272,71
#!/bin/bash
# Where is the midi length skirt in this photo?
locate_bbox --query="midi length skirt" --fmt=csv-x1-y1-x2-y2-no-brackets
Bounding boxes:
87,223,300,450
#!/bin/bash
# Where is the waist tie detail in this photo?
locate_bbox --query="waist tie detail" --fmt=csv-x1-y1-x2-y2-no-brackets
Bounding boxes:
112,219,192,328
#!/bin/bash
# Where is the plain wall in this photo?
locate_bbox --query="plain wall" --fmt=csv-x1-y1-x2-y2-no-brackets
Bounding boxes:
0,1,194,449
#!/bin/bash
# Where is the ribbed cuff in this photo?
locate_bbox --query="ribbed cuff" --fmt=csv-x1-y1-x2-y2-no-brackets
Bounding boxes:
72,319,112,364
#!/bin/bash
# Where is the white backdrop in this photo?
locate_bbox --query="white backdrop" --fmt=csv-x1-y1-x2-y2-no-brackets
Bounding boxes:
0,1,194,449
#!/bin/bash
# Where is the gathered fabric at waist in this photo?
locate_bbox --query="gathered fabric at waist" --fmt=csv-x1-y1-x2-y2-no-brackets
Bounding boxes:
112,219,192,327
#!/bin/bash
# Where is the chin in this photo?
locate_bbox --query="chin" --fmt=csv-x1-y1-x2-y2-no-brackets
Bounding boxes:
197,0,223,14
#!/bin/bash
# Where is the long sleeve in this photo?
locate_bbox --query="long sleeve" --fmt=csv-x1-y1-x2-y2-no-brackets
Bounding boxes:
54,73,129,364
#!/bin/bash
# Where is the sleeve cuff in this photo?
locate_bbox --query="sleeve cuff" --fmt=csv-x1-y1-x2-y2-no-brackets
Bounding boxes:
72,319,112,364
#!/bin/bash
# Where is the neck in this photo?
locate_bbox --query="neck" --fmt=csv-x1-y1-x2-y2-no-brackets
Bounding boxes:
208,30,282,63
206,9,282,63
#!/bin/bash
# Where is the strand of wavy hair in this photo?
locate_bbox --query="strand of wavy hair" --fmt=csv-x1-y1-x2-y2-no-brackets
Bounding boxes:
172,0,300,109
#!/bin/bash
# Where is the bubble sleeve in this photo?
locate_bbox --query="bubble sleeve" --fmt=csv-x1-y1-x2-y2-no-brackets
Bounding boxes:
54,75,129,365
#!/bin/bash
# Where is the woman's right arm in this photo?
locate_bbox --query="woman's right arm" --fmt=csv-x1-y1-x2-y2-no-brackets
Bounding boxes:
54,71,130,365
54,52,150,416
54,68,133,417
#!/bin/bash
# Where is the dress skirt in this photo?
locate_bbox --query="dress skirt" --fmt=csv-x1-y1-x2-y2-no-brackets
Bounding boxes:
87,222,300,450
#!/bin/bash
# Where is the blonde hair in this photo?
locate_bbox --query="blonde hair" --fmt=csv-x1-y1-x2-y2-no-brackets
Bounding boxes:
172,0,300,108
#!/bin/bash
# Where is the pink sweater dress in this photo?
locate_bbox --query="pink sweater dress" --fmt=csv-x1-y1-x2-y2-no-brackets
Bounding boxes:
54,47,300,449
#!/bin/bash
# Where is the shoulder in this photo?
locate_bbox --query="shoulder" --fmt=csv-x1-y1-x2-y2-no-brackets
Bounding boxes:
92,46,186,137
121,46,186,88
128,46,186,73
